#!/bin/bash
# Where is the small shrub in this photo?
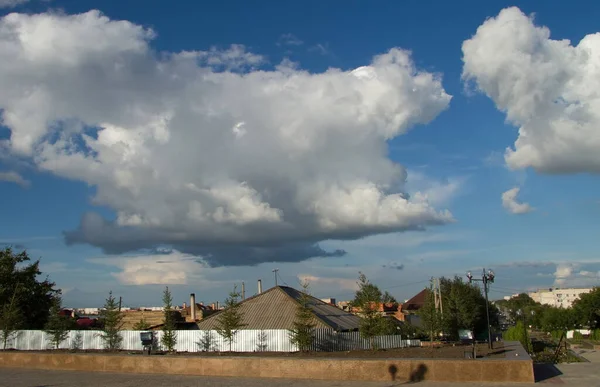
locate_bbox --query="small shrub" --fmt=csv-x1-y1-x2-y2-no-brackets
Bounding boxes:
161,287,177,353
256,330,268,352
196,331,216,352
132,319,150,331
503,321,532,352
71,331,83,351
572,331,584,343
551,330,565,340
590,329,600,341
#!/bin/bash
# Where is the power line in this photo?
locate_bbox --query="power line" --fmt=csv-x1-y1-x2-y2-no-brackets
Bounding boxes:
326,279,430,300
277,271,289,287
384,279,430,290
492,285,529,293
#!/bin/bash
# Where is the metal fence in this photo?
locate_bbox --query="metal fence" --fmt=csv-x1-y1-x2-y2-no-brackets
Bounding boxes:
6,329,420,352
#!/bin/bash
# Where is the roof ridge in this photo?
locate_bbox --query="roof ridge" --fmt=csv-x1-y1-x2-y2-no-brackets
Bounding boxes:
192,285,281,324
275,286,337,330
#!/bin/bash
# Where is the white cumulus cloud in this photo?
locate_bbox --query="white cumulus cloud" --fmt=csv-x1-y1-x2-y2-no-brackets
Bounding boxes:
0,0,30,8
0,170,30,188
0,10,453,266
501,187,533,214
463,7,600,174
88,251,203,286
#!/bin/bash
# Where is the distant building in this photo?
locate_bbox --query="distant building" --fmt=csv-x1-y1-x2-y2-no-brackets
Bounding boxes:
76,308,100,315
196,286,361,331
396,288,429,327
120,310,171,329
528,288,593,308
337,301,351,312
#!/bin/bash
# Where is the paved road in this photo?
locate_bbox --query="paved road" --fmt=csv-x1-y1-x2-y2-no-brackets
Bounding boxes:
1,363,598,387
0,368,520,387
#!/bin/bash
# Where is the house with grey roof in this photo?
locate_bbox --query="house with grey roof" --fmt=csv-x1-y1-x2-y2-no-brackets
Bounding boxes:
195,285,361,331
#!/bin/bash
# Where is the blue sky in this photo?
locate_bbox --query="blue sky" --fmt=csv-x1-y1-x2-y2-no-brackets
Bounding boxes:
1,0,599,307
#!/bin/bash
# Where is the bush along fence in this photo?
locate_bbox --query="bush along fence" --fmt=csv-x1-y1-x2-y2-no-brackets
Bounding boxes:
5,329,421,352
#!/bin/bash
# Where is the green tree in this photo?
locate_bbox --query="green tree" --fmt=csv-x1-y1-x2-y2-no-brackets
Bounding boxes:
161,286,177,352
132,318,151,330
0,248,59,329
71,331,83,351
0,284,21,350
215,285,246,351
496,293,541,326
573,287,600,330
196,331,216,352
443,277,484,338
44,297,74,349
99,291,123,351
382,291,397,304
256,330,268,352
540,306,578,332
351,272,387,350
288,280,316,352
435,276,498,341
503,320,532,353
417,285,442,343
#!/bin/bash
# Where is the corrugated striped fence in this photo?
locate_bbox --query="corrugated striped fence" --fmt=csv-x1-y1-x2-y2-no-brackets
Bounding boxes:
6,330,420,352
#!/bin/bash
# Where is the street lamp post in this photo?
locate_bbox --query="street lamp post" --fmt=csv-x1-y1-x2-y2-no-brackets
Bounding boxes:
467,268,495,349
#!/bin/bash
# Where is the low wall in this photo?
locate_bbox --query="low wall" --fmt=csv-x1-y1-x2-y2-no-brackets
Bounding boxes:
0,354,534,382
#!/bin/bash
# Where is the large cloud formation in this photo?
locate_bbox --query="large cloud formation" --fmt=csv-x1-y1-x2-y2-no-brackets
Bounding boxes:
463,7,600,174
0,11,453,265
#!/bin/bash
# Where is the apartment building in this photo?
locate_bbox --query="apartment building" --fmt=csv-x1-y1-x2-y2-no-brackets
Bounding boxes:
528,287,593,308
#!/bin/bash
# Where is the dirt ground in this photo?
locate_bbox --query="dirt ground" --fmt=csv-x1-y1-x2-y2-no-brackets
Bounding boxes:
14,342,506,359
171,342,506,359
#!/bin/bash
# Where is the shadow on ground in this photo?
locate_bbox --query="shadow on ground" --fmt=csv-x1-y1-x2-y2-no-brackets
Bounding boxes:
534,363,563,382
387,363,428,384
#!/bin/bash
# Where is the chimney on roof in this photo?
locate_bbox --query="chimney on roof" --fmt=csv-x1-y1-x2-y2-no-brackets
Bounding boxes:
190,293,196,321
258,279,262,294
183,302,187,309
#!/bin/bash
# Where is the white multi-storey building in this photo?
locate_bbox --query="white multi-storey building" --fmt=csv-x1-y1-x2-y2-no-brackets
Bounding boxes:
528,288,593,308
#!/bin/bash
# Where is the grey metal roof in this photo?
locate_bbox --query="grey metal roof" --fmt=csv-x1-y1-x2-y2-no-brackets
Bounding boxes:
195,286,360,331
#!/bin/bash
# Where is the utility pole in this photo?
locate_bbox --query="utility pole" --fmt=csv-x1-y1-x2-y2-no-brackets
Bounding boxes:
272,269,279,287
432,277,439,310
118,296,122,312
437,277,443,318
241,282,246,300
467,268,495,349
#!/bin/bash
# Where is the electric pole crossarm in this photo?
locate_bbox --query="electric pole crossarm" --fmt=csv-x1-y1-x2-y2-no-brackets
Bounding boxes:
466,268,495,350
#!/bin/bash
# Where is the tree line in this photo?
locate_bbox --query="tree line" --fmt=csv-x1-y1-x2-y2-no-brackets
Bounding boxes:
495,290,600,333
417,276,500,343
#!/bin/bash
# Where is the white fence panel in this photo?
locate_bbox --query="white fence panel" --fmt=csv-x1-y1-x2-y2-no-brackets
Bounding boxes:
7,329,420,352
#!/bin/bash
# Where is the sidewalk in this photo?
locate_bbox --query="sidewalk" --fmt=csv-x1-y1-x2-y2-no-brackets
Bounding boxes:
536,348,600,385
572,347,600,362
